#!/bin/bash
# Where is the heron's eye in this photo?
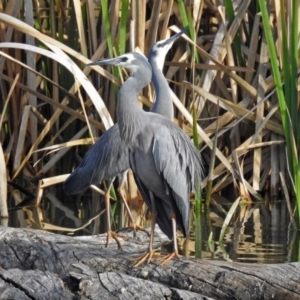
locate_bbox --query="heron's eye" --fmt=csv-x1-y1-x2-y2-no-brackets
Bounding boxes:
156,43,163,48
121,57,128,62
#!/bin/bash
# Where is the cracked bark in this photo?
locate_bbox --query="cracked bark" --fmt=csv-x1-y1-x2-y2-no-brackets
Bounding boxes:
0,226,298,300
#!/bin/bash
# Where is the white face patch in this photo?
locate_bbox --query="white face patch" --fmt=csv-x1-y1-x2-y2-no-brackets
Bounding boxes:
118,53,139,69
117,53,143,74
123,53,136,64
151,42,172,71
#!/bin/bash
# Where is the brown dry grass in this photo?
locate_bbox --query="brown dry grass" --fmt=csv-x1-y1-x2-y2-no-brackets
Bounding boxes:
0,1,298,231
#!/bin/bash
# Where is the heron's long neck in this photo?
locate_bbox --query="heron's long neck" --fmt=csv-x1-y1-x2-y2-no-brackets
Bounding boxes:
117,75,147,145
150,62,173,121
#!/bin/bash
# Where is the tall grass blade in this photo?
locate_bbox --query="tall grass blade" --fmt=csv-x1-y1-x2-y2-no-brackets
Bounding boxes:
119,0,129,55
290,0,299,145
259,0,300,222
192,106,202,258
224,0,244,66
177,0,199,63
100,0,114,58
258,0,290,163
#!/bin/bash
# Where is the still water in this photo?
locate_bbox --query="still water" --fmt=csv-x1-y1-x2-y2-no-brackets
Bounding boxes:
7,183,299,264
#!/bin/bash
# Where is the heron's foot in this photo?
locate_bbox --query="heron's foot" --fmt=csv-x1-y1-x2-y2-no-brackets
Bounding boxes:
129,224,150,237
131,250,160,268
157,251,181,266
105,230,128,250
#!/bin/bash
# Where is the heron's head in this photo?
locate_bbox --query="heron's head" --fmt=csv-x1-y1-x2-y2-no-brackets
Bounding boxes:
148,27,188,70
87,52,151,75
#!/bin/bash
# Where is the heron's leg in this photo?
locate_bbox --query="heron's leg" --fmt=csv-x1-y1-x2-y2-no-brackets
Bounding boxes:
105,178,128,250
117,174,149,237
132,192,160,267
158,214,181,265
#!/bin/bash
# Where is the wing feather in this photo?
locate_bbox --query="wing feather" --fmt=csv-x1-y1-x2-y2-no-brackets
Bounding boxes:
129,150,173,239
64,124,129,195
152,122,202,237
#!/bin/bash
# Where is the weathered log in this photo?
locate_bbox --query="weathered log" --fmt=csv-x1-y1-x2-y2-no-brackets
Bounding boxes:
0,226,299,300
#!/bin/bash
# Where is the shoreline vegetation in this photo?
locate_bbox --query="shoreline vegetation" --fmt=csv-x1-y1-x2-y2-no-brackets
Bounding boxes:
0,0,299,270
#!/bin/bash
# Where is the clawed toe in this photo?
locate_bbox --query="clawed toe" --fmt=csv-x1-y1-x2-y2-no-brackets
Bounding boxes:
131,250,160,267
106,230,129,250
157,251,181,265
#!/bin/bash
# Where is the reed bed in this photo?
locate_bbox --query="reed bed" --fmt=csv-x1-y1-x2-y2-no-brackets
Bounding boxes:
0,0,299,249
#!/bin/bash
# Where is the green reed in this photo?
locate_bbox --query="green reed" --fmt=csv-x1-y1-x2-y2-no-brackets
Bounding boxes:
259,0,300,223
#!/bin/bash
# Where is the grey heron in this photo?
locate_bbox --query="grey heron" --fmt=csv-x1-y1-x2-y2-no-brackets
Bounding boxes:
64,29,187,248
91,52,202,266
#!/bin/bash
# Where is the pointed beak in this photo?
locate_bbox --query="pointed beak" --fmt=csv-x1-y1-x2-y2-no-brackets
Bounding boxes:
160,27,189,47
87,57,124,67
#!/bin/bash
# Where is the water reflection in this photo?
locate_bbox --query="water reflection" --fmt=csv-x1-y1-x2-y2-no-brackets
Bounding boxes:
189,199,297,263
7,183,299,264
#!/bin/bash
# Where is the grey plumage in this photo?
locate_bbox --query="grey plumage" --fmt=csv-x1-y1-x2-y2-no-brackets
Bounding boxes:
63,30,189,248
63,124,129,195
64,30,186,195
96,52,202,246
131,120,202,238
